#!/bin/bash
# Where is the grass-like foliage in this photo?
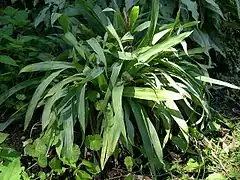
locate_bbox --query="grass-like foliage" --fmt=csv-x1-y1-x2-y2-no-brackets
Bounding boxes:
1,0,240,177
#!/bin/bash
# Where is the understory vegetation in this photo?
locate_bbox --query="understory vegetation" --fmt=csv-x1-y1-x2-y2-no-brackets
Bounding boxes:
0,0,240,179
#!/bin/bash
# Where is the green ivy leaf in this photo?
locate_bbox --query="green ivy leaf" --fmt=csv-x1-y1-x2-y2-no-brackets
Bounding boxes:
85,135,102,151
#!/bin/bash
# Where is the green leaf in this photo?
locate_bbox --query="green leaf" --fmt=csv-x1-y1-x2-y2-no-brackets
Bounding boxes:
106,18,124,52
139,0,160,47
124,156,133,171
165,100,189,144
112,84,127,143
20,61,74,73
205,0,224,19
182,0,199,21
100,84,126,168
134,21,151,32
0,133,9,144
138,31,192,62
61,144,81,167
34,7,49,27
81,160,101,175
100,63,122,113
49,157,62,172
0,78,40,106
82,67,104,84
236,0,240,20
185,158,200,172
24,70,63,130
45,75,82,98
123,87,183,102
121,32,134,42
0,158,22,180
114,51,137,60
21,171,30,180
42,89,68,130
100,105,115,168
51,13,62,25
37,155,48,168
129,6,139,31
38,172,46,180
208,121,221,131
152,28,171,45
77,84,86,146
62,105,74,160
34,138,47,156
195,76,240,89
129,100,163,172
85,135,102,151
172,136,188,152
206,173,226,180
0,55,17,66
87,38,107,71
58,15,69,33
75,170,92,180
63,32,85,59
24,144,36,157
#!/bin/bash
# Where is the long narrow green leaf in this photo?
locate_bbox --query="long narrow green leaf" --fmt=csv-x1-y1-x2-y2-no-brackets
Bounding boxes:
24,70,63,130
129,6,140,31
0,55,18,66
146,115,163,166
64,32,85,59
165,100,189,144
123,87,183,102
196,76,240,89
152,29,171,45
56,88,77,114
205,0,224,19
42,89,68,130
155,104,171,148
236,0,240,20
123,104,135,146
138,31,192,62
45,75,83,98
20,61,75,73
112,84,127,145
0,78,40,106
134,21,151,32
100,105,115,168
82,67,104,84
129,100,162,173
77,84,86,147
87,38,107,71
138,0,159,47
62,104,74,159
100,63,122,113
106,18,124,52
